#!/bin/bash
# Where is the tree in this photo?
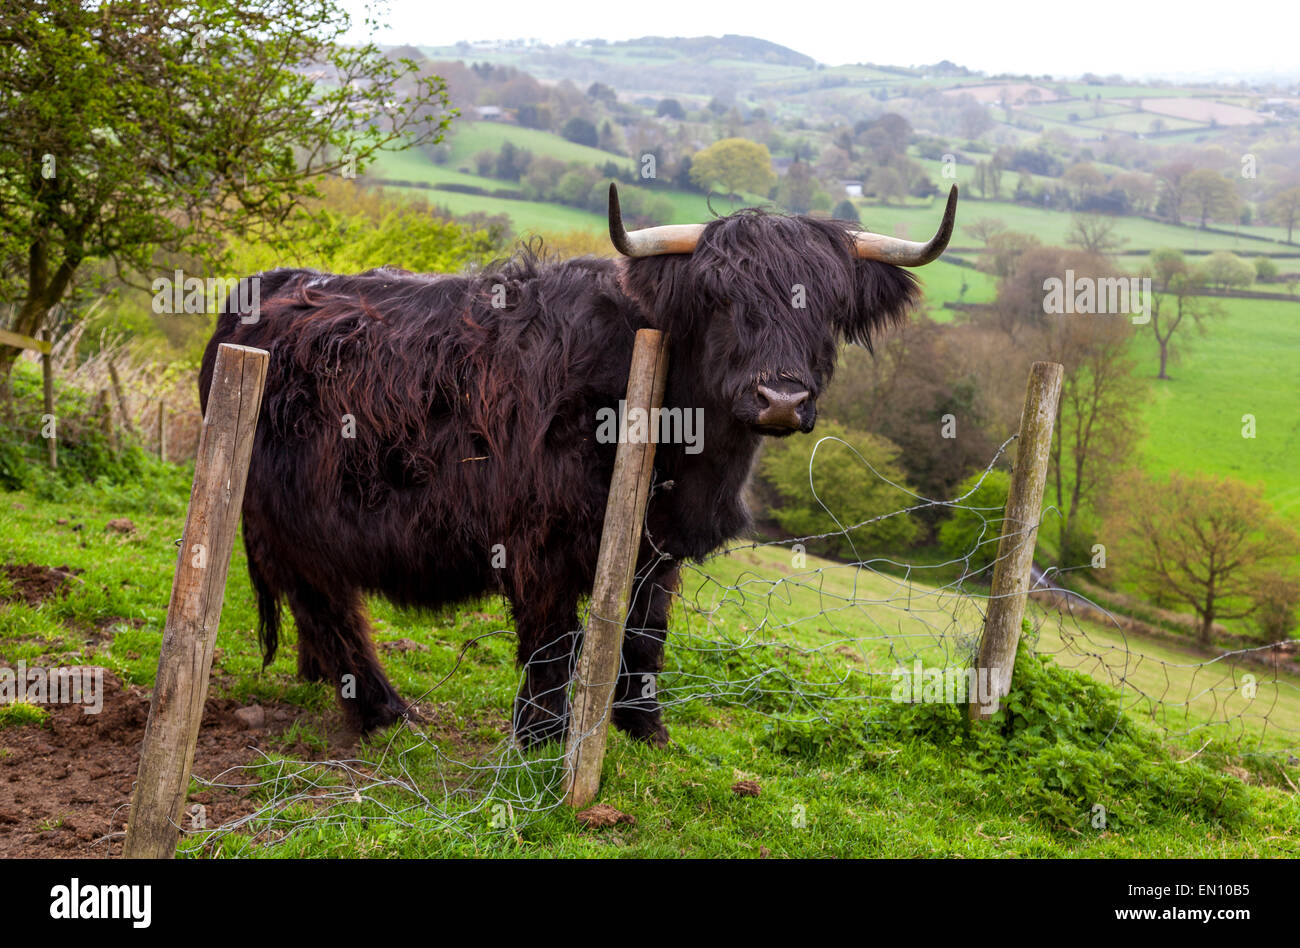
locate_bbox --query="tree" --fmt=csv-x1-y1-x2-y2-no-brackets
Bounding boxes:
1044,306,1143,564
938,469,1011,582
0,0,451,385
968,217,1008,247
1266,187,1300,243
776,162,816,214
831,199,860,223
758,422,920,560
688,138,776,198
976,231,1041,284
1200,251,1254,290
1066,213,1128,255
1062,163,1106,205
560,116,598,147
1106,472,1300,646
1112,171,1156,213
655,98,686,120
972,159,1003,199
872,167,907,205
1252,571,1300,642
1144,249,1219,380
1254,256,1279,282
1155,161,1195,222
1182,169,1239,228
959,102,992,140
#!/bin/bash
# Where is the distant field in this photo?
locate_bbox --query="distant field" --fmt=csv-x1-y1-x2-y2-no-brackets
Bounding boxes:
1131,296,1300,526
1112,96,1266,126
1059,84,1193,99
915,260,997,312
380,182,605,234
852,197,1291,254
1022,100,1130,122
1079,111,1204,133
442,121,636,172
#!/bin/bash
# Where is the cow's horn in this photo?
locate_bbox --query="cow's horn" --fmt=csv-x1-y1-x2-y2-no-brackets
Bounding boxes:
608,183,705,256
850,185,958,267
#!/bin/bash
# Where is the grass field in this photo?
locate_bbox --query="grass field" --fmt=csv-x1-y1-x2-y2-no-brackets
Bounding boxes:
1130,296,1300,524
852,197,1291,254
2,470,1297,857
441,121,636,173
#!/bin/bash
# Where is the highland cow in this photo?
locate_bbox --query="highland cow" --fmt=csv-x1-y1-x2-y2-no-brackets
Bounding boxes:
199,184,958,746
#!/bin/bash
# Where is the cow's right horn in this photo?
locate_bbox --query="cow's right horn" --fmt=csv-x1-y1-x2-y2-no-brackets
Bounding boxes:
849,185,958,267
608,183,705,257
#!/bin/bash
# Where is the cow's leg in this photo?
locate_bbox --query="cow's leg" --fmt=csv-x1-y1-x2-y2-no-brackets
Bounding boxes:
509,590,581,750
612,564,678,747
286,583,408,734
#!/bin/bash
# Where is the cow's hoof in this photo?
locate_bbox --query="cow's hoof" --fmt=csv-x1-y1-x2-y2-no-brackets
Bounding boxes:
614,709,670,747
348,693,414,736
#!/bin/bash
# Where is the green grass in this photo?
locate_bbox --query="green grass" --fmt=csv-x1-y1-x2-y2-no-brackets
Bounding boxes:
379,182,607,235
1131,297,1300,524
853,197,1291,254
1,473,1296,858
441,122,635,172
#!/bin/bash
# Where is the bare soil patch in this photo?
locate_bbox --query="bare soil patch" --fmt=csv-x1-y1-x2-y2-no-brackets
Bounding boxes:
0,671,315,858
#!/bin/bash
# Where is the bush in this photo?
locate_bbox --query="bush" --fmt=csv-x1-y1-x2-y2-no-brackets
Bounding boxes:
873,639,1251,832
831,200,860,223
937,469,1010,582
0,360,190,513
758,422,920,560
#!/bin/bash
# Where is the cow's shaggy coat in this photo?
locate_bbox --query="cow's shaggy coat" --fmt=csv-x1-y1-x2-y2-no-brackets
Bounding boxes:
200,210,921,744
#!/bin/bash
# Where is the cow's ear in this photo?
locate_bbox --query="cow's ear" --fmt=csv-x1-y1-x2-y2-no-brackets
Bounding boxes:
834,260,921,352
617,256,710,335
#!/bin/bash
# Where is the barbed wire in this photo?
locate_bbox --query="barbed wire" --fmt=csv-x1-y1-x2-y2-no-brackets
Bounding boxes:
156,436,1298,855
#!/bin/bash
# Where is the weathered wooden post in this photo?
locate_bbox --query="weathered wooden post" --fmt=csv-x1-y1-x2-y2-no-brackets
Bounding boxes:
97,388,116,453
970,361,1063,721
39,330,56,470
156,406,167,461
123,344,268,858
564,329,669,807
108,357,136,439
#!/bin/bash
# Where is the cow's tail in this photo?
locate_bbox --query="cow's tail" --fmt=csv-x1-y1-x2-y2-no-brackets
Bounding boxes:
245,537,282,668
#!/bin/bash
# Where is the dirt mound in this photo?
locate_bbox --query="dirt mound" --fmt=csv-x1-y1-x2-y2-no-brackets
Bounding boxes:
0,671,312,858
1,563,84,607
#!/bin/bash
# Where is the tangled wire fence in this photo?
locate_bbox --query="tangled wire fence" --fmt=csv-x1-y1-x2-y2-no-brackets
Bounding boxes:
155,429,1298,855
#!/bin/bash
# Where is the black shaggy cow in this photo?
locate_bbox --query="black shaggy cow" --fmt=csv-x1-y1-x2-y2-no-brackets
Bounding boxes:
200,184,958,746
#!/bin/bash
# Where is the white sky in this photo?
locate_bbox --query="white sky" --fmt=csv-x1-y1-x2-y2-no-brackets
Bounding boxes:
341,0,1298,83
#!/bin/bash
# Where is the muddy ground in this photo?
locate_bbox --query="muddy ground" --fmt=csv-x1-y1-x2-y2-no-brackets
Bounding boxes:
1,561,324,858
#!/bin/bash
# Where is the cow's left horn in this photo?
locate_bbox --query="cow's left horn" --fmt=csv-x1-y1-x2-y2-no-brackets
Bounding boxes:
850,185,958,267
608,183,705,257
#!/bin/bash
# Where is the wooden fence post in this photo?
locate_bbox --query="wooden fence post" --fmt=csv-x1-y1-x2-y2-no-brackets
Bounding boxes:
108,357,137,439
564,329,669,807
123,344,268,858
97,388,116,453
40,330,56,470
157,406,167,461
970,360,1063,721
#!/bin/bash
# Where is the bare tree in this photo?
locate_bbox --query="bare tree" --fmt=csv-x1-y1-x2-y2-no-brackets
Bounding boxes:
1107,472,1300,646
1067,213,1129,255
1145,249,1219,380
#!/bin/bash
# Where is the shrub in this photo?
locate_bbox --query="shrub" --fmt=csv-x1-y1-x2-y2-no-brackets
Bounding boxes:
937,469,1010,581
758,422,920,560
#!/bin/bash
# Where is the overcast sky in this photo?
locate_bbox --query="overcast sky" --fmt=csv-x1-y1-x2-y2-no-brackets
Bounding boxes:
340,0,1296,83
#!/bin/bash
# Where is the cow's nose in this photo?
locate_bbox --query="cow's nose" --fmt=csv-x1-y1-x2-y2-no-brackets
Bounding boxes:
756,384,810,429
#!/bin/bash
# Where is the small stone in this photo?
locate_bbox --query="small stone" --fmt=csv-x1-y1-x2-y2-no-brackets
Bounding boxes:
106,518,136,534
233,705,265,729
